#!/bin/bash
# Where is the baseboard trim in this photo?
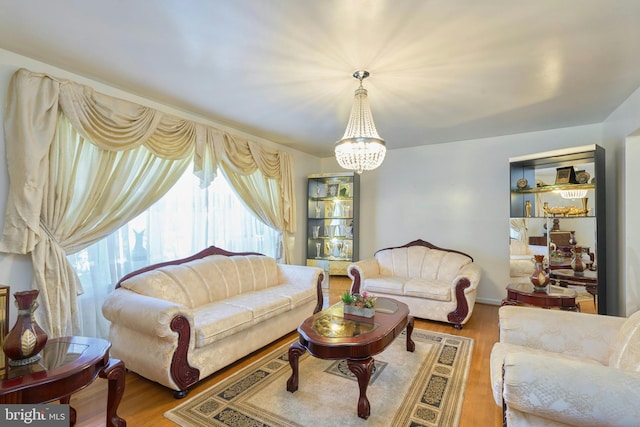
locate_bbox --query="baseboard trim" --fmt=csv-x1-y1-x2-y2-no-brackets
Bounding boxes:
476,297,502,306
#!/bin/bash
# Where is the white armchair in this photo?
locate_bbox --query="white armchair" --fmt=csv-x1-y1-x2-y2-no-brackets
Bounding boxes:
490,305,640,426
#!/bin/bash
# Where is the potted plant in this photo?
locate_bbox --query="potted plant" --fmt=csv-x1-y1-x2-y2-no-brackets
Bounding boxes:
341,291,376,318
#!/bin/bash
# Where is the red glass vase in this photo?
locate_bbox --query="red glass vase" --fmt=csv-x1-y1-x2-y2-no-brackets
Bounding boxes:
530,255,550,291
571,246,586,275
2,290,48,366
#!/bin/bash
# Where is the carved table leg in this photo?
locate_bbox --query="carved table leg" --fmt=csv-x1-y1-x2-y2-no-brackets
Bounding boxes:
347,357,375,419
287,341,306,392
99,358,126,427
59,395,76,426
406,316,415,352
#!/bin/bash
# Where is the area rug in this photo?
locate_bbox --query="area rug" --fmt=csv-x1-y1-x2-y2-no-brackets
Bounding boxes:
165,329,473,427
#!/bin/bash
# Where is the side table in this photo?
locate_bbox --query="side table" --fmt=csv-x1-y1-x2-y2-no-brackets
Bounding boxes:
0,336,126,427
502,282,579,311
550,268,598,306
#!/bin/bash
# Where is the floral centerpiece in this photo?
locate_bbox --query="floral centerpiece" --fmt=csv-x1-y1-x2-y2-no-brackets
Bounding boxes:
341,291,376,318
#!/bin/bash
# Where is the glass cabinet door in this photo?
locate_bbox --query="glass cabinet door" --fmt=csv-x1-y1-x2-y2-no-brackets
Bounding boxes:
306,173,359,280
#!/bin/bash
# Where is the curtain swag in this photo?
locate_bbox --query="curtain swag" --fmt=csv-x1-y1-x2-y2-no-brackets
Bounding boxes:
0,68,296,337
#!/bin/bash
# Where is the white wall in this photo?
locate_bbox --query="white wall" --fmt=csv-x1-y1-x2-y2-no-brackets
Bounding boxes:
322,124,613,307
0,49,321,326
603,85,640,316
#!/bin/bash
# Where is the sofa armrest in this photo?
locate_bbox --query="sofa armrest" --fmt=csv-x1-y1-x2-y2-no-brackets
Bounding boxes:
451,262,482,292
279,264,324,313
347,258,380,294
499,305,626,364
102,288,193,339
279,264,323,285
503,352,640,426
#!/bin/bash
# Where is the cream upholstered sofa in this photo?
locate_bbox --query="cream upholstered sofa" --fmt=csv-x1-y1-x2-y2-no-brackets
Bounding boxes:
491,305,640,426
102,246,323,398
347,239,482,329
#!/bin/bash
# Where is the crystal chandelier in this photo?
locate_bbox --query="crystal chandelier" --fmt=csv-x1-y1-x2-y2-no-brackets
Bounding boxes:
335,70,386,174
559,189,588,199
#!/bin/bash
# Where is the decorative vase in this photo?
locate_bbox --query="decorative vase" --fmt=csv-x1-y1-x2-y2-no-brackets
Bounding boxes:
343,304,375,318
529,254,550,292
571,246,586,275
568,231,577,246
2,290,48,366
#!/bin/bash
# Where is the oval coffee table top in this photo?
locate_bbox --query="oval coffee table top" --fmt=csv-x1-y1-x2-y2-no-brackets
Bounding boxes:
297,297,410,360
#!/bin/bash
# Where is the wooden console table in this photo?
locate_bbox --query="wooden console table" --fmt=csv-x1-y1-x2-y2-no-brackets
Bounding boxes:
0,336,126,426
502,282,579,311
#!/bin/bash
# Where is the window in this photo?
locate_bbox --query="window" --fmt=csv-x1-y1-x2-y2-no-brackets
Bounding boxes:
68,167,279,338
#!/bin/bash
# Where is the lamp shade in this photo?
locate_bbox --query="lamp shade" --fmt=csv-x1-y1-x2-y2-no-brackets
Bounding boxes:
335,71,386,174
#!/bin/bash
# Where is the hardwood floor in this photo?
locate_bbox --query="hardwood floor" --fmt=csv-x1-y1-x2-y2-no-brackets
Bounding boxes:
71,276,503,426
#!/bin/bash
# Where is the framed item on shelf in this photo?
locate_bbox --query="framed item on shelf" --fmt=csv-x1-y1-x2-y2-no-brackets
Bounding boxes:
339,182,352,198
555,166,576,184
327,182,339,198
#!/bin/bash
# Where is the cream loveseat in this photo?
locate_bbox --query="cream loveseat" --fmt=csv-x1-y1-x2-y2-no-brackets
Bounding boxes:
347,239,482,329
102,246,323,398
490,306,640,426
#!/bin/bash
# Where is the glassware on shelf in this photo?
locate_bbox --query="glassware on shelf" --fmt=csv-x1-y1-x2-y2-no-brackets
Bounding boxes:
315,205,322,218
315,242,321,258
345,223,353,238
331,241,343,258
327,201,335,217
312,226,320,238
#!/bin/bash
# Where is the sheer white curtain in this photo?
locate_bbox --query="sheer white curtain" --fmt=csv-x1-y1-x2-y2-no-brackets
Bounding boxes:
68,168,279,338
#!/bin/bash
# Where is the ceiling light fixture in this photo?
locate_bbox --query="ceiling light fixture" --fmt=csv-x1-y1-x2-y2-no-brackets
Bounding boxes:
559,189,588,199
335,70,386,174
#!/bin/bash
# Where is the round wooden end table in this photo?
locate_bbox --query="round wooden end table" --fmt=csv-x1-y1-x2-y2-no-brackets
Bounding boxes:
0,336,126,426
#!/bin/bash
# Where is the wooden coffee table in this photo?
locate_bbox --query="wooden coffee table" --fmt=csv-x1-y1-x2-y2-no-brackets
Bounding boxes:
286,297,414,419
502,282,579,311
0,336,126,426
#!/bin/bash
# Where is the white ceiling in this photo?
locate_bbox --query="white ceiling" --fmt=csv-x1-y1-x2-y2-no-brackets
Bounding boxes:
1,1,640,157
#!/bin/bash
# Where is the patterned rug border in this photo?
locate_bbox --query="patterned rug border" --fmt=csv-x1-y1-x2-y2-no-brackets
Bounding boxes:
165,329,473,427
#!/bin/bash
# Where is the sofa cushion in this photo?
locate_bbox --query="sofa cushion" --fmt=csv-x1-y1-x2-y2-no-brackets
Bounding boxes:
223,288,291,322
490,342,604,406
119,263,210,309
363,277,405,296
193,302,254,347
375,246,472,283
404,278,451,301
273,283,317,308
118,254,280,309
609,310,640,371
